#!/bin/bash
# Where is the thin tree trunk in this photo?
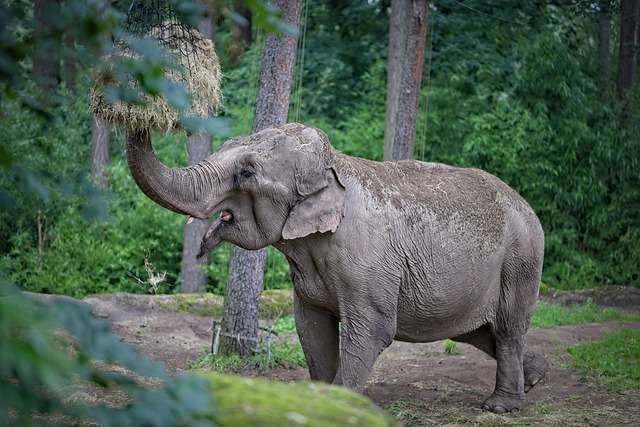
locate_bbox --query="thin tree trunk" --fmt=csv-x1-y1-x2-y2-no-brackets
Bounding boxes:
616,0,640,124
181,134,212,293
219,0,302,357
181,7,215,294
90,116,111,187
384,0,429,161
89,0,112,188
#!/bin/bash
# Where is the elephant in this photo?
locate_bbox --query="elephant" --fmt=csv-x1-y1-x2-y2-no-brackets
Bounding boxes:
125,123,549,413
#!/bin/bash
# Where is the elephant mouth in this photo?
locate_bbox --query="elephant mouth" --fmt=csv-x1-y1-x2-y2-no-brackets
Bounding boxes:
196,210,233,259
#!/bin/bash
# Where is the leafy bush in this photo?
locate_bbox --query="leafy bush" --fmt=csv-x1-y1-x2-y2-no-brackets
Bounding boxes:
0,281,217,426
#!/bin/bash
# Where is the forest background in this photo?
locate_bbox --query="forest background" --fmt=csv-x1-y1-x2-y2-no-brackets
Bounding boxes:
1,0,639,300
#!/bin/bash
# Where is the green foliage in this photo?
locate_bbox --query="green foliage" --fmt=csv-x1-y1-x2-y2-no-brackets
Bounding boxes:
0,90,188,297
0,281,217,426
2,0,640,300
567,329,640,392
422,4,640,289
531,300,640,328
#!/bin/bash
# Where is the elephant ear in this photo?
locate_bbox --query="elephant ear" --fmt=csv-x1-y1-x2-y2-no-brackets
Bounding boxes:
282,167,345,240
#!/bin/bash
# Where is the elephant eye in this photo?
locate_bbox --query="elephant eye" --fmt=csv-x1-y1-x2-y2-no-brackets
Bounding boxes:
240,168,254,178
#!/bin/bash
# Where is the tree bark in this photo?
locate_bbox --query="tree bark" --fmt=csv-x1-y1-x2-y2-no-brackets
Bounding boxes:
616,0,640,124
384,0,429,161
90,116,111,187
219,0,302,357
181,8,215,294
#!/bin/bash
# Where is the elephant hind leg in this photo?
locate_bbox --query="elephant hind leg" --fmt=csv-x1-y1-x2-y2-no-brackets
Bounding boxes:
453,327,548,394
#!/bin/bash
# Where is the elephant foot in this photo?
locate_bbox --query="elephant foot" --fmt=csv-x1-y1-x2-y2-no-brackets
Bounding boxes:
523,351,549,392
482,393,525,414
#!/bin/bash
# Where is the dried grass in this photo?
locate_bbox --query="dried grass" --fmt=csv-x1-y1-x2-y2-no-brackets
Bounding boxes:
90,23,222,132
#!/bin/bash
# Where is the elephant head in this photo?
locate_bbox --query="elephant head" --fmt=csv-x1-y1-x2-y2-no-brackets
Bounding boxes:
125,123,346,255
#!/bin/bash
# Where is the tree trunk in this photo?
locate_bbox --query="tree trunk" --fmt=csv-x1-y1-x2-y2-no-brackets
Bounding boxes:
384,0,429,161
181,134,212,293
616,0,640,124
90,116,111,187
89,0,112,188
219,0,302,357
33,0,61,96
181,8,215,294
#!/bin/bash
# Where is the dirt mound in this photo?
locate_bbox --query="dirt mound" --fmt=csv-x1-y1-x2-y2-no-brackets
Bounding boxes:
540,285,640,310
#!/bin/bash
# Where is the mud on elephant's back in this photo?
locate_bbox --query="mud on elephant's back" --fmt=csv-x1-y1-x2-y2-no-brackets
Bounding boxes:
197,372,398,427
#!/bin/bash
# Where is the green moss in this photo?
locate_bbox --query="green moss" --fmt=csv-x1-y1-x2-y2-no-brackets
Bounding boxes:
197,372,397,427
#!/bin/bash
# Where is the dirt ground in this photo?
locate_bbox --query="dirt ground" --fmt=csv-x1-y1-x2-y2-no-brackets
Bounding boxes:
84,287,640,426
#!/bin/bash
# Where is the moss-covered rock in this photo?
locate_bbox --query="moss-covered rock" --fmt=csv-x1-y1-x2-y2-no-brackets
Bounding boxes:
198,372,398,427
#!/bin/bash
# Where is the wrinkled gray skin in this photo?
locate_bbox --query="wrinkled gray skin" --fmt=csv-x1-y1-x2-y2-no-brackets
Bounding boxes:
126,123,548,413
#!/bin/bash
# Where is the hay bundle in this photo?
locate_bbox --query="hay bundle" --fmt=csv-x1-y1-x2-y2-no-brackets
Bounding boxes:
91,23,222,132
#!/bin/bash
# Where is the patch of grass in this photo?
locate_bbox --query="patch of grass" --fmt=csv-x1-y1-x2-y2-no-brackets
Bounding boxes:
531,300,640,328
443,339,462,355
567,329,640,393
385,399,435,427
191,339,306,373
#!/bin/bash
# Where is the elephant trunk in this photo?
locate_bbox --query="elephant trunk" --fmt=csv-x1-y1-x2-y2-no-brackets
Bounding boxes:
125,128,219,218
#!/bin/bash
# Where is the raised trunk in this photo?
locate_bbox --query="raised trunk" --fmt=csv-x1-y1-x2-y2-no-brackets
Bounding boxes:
125,128,216,218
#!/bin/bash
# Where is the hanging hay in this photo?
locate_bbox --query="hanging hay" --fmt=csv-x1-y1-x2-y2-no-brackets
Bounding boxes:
90,23,222,133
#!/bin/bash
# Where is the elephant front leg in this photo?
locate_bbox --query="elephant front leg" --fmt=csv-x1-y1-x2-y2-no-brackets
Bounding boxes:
338,315,396,392
294,295,341,383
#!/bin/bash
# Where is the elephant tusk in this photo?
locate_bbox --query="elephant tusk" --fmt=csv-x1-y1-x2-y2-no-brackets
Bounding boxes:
187,215,195,224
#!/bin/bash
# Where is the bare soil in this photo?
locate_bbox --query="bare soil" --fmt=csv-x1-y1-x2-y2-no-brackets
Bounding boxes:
83,286,640,426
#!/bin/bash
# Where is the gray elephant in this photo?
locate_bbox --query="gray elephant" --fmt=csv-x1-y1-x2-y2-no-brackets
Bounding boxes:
126,123,548,413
